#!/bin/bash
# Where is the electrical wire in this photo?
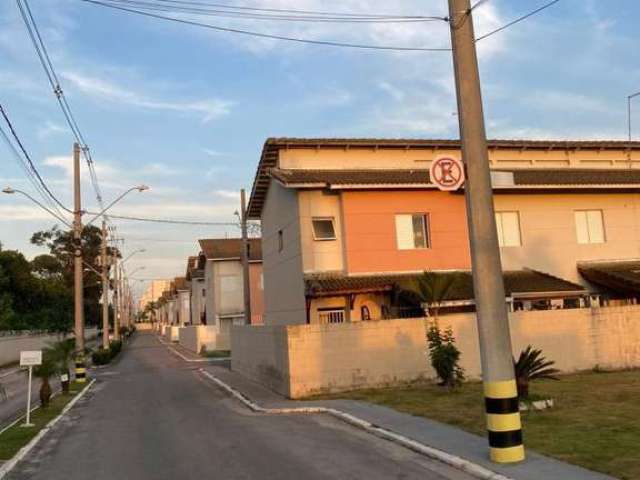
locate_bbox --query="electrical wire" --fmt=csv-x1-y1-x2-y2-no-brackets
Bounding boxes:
78,0,452,52
102,0,446,23
85,211,238,225
475,0,561,42
0,104,73,214
149,0,439,19
18,0,106,210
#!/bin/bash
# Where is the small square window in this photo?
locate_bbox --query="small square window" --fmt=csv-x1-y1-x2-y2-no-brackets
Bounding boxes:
395,214,430,250
495,211,522,247
575,210,605,244
312,217,336,240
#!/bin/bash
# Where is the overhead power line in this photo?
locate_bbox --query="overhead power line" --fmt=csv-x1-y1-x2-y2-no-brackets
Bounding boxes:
475,0,562,42
17,0,106,211
85,211,238,226
103,0,446,23
0,104,73,214
149,0,438,18
78,0,452,52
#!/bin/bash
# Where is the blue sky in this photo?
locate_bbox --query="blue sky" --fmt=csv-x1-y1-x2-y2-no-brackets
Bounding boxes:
1,0,639,296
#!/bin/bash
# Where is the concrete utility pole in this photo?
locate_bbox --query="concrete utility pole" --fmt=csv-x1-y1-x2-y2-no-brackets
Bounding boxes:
447,0,523,463
240,189,252,325
113,254,120,341
101,220,109,349
72,143,86,382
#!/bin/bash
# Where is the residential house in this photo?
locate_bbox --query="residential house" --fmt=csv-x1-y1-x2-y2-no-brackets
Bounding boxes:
186,256,206,325
172,277,191,326
247,138,640,325
198,238,264,337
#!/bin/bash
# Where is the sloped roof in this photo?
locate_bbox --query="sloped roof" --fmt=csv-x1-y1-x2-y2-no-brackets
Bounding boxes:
578,260,640,295
173,277,189,292
304,270,586,300
198,238,262,261
271,168,432,187
247,137,640,218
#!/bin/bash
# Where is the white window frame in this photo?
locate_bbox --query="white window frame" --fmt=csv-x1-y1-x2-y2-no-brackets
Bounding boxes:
574,210,605,244
395,213,431,250
495,211,522,247
311,217,337,241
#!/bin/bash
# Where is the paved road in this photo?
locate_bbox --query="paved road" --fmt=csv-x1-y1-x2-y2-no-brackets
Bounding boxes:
7,333,474,480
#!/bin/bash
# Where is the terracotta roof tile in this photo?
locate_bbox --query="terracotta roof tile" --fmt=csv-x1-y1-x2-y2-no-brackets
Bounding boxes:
304,270,586,299
198,238,262,261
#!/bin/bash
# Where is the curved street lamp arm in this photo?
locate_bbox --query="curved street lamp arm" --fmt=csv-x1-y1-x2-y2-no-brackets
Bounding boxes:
84,187,140,228
8,189,72,228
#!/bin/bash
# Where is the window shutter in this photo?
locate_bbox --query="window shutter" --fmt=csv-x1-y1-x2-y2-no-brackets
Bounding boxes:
502,212,521,247
575,211,589,244
395,214,414,250
587,210,605,243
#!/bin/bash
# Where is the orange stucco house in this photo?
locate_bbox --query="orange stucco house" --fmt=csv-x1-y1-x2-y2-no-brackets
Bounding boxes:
247,138,640,326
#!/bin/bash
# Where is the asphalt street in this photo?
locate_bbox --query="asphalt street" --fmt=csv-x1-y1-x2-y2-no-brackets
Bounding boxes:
7,333,474,480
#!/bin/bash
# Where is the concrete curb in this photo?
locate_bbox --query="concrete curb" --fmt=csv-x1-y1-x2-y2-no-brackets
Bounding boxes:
159,336,230,363
0,379,96,479
199,369,513,480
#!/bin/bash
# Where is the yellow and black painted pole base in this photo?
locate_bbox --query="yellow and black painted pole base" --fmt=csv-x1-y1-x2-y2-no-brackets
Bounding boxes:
484,380,525,464
75,355,87,383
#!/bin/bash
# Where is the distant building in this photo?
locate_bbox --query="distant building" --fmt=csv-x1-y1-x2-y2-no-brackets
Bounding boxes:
197,238,264,337
138,279,171,312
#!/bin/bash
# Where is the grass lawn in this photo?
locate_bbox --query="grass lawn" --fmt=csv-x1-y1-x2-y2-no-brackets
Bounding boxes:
0,381,87,461
316,370,640,480
201,350,231,358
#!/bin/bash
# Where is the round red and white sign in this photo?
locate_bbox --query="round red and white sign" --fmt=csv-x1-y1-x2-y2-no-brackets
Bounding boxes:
429,156,465,191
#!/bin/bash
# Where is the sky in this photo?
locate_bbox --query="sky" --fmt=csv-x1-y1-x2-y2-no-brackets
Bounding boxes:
1,0,639,299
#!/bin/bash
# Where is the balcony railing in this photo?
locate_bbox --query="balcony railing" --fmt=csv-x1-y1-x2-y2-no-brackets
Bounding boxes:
319,310,345,324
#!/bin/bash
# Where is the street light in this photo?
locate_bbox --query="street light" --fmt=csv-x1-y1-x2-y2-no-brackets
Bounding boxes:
84,185,149,227
2,187,72,227
122,248,146,265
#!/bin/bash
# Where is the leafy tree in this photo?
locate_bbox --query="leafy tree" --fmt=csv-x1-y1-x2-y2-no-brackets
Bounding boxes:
31,225,119,327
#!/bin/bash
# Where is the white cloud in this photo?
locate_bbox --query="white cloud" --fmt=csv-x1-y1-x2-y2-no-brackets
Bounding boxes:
212,189,240,200
61,71,233,122
37,121,67,139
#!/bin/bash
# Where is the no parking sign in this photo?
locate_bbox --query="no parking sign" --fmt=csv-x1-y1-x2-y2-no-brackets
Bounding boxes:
430,156,465,191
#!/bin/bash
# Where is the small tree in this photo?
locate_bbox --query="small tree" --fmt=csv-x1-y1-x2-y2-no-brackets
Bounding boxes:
33,349,58,408
49,338,75,394
427,323,465,387
514,346,560,399
402,271,462,317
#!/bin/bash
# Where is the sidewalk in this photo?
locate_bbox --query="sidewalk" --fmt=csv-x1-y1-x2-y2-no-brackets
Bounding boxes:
202,363,615,480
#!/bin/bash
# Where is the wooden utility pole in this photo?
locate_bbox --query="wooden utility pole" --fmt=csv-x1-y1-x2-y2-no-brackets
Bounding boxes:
101,220,109,349
240,189,252,325
448,0,524,463
72,143,86,382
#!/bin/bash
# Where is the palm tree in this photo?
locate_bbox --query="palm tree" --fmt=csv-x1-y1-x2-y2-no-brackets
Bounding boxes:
513,346,560,399
49,338,75,394
33,349,58,408
402,271,462,317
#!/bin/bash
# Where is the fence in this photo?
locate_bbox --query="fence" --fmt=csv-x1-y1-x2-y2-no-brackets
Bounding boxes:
0,328,98,366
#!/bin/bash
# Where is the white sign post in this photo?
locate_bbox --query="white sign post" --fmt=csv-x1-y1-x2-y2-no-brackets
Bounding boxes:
20,350,42,427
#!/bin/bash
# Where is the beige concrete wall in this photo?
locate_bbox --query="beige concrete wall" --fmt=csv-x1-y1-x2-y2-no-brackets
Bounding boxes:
278,146,640,171
495,192,640,285
0,329,98,365
439,305,640,377
231,319,428,398
204,260,217,327
298,190,345,273
309,293,388,323
178,291,190,326
261,180,306,325
231,324,291,396
178,325,222,353
286,319,429,398
165,326,179,342
214,260,243,316
190,278,205,325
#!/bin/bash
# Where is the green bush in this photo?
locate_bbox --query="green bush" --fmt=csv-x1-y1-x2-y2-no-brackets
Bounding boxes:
427,323,465,388
92,348,112,366
109,340,122,356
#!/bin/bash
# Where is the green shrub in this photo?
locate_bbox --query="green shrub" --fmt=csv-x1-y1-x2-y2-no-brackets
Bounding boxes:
427,323,465,388
514,345,560,399
92,348,112,366
109,340,122,356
